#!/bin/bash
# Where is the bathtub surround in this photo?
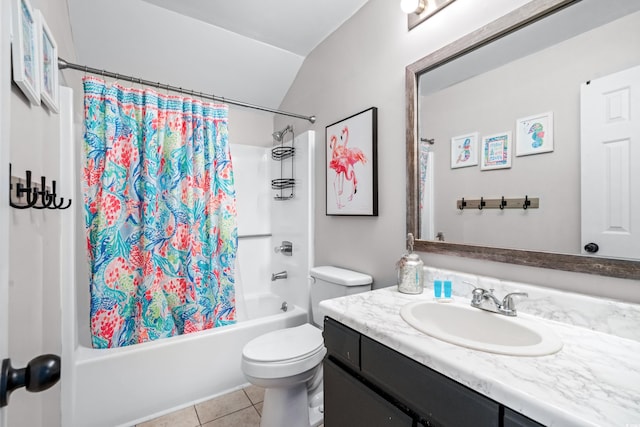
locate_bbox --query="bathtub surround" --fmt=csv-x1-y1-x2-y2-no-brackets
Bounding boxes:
320,267,640,426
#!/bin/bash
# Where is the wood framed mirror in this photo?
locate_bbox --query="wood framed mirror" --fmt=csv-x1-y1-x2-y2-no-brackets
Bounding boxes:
406,0,640,280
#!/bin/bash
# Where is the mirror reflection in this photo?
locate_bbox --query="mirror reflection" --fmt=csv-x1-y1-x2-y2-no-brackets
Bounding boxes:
416,0,640,260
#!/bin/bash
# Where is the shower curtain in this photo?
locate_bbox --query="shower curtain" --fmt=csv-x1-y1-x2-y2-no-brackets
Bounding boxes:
82,76,237,349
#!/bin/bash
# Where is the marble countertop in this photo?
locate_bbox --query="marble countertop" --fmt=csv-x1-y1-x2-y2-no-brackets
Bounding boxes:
319,286,640,427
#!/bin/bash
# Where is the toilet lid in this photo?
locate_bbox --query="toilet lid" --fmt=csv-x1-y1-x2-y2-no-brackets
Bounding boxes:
243,324,324,363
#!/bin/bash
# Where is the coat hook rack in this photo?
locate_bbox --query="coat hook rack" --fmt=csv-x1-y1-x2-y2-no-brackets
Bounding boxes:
9,164,72,210
456,196,539,211
9,165,38,209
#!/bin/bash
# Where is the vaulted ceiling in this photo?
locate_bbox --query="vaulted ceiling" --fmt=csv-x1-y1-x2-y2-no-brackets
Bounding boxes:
67,0,370,109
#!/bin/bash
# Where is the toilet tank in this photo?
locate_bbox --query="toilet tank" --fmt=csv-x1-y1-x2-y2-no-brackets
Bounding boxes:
309,266,372,327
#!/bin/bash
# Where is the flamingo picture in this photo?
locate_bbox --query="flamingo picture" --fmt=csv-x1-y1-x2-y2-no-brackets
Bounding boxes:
329,126,367,208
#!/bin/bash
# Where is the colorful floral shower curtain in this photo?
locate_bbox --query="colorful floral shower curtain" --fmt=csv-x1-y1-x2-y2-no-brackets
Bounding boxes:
82,76,237,349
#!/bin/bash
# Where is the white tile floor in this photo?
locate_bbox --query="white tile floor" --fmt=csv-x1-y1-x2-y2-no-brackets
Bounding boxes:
136,385,325,427
136,385,264,427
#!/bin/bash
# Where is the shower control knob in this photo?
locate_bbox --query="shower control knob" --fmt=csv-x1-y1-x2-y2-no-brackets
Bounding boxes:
584,242,599,253
1,354,61,407
274,241,293,256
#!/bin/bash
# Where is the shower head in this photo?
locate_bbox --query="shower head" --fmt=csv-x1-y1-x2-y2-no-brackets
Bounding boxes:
272,130,284,141
272,125,293,142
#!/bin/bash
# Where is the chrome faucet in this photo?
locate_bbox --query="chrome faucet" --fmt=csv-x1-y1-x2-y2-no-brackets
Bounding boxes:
271,271,288,281
470,287,528,317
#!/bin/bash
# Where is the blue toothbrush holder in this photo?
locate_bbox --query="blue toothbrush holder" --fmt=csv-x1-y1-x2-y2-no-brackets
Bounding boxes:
444,280,452,299
433,280,442,299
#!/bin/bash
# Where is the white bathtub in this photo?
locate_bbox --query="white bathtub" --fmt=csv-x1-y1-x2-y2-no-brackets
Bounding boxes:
67,294,307,427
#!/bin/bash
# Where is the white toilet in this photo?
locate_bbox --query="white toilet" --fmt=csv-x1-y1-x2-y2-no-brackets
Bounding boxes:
241,266,373,427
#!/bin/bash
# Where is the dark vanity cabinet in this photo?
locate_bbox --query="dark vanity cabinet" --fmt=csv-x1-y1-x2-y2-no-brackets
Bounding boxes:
323,317,545,427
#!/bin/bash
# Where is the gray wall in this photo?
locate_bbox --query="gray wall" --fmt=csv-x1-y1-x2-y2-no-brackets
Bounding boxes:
278,0,640,301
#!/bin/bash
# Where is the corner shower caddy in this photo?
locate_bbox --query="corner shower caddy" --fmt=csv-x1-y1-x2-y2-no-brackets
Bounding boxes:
271,125,295,200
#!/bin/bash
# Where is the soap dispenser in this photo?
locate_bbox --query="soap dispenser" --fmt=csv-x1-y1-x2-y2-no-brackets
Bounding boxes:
396,233,424,294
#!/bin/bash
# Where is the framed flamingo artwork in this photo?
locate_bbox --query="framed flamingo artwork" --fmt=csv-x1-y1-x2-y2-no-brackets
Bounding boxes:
325,107,378,216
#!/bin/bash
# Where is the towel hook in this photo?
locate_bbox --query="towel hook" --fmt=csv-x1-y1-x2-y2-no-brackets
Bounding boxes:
523,195,531,210
32,176,54,209
459,197,466,210
499,196,507,210
9,165,39,209
478,197,485,210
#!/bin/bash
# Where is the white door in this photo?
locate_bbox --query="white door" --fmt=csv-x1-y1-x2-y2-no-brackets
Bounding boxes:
580,65,640,259
1,0,11,425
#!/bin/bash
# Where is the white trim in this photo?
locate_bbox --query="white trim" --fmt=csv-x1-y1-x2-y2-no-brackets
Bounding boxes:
58,87,76,427
1,0,13,424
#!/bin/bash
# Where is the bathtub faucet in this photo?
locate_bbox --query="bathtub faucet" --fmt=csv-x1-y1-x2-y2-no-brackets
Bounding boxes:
271,271,288,281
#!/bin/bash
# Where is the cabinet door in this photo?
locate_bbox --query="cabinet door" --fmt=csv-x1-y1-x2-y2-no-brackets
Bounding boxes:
504,408,545,427
324,358,414,427
324,317,361,371
361,337,499,427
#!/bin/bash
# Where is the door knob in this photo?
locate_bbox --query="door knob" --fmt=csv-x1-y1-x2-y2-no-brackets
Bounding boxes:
0,354,60,407
584,242,599,253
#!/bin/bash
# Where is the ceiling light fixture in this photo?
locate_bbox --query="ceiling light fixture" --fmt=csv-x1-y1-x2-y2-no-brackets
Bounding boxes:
401,0,426,14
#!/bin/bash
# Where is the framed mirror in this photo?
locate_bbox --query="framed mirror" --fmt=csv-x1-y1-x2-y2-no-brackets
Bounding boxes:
406,0,640,280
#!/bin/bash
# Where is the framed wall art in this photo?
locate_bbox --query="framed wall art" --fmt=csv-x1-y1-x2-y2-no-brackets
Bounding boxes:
450,132,478,169
481,131,512,170
516,111,553,156
37,10,59,112
325,107,378,216
12,0,40,105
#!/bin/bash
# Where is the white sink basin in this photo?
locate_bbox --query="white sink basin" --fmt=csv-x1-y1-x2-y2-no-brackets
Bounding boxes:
400,300,563,356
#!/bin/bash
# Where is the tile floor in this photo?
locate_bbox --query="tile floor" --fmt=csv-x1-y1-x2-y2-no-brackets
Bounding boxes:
136,385,265,427
136,384,325,427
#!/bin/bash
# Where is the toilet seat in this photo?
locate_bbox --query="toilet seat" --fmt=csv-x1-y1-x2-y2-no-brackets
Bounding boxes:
242,324,326,379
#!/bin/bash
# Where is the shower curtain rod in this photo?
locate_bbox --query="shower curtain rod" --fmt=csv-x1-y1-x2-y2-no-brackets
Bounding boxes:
58,58,316,124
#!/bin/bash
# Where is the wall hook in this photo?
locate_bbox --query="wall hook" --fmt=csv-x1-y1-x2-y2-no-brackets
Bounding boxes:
32,176,54,209
523,195,531,210
459,197,466,210
9,164,39,209
478,197,485,210
46,181,72,210
499,196,507,210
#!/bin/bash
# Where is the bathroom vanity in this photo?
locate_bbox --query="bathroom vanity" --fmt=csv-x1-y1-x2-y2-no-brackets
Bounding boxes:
319,272,640,427
323,317,541,426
